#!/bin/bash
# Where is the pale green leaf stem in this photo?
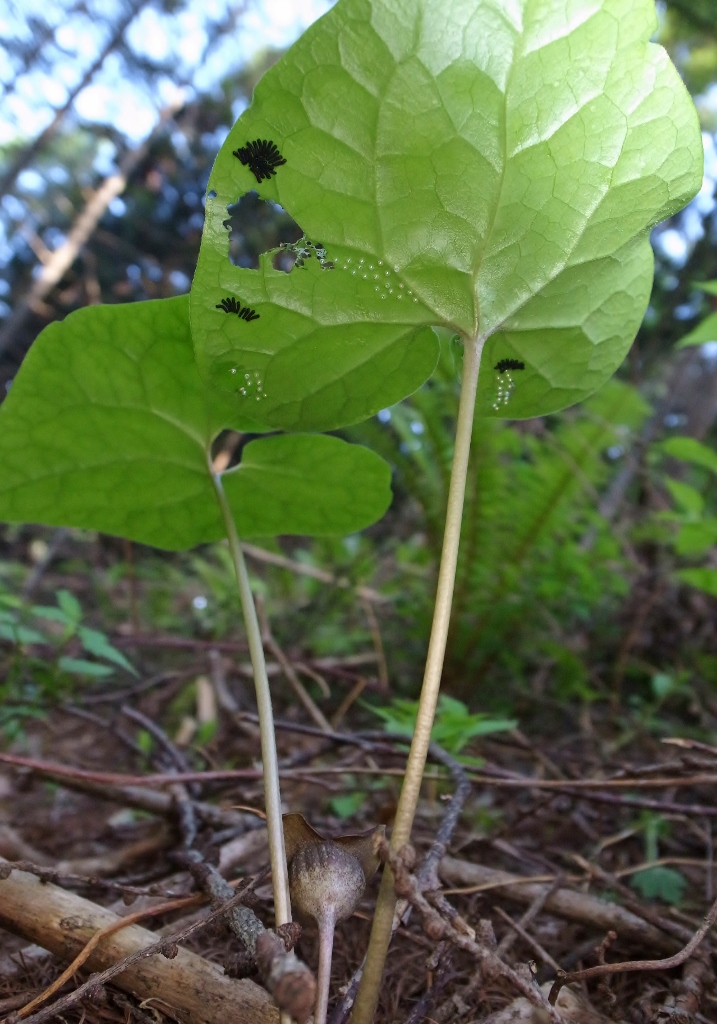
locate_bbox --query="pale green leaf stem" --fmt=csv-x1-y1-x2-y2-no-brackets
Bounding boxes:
353,333,483,1022
212,469,291,926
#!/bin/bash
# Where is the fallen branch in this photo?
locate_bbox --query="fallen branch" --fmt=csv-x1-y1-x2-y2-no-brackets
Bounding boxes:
0,860,191,903
7,875,255,1020
5,750,717,819
0,858,277,1024
471,771,717,789
494,904,561,973
569,855,698,946
385,843,563,1023
0,750,366,787
439,857,678,954
496,876,562,958
0,753,255,829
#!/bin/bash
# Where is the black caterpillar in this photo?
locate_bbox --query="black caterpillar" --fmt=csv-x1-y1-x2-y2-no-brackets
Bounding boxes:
233,139,286,183
494,358,525,373
216,297,260,322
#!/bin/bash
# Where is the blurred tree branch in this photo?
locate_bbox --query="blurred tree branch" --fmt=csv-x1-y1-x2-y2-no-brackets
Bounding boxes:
0,0,149,199
0,0,249,362
0,99,184,358
0,5,85,102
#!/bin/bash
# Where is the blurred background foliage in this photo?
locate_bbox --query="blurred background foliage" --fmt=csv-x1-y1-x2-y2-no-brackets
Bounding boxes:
3,0,717,746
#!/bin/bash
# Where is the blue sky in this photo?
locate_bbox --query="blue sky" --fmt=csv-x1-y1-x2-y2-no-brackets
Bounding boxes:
0,0,333,145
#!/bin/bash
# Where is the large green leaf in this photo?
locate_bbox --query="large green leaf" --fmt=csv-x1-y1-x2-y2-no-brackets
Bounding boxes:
190,0,701,429
0,297,392,550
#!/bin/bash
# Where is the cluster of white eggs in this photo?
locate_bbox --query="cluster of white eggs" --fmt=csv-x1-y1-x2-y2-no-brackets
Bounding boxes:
228,367,266,401
334,255,419,303
277,236,422,305
492,370,517,411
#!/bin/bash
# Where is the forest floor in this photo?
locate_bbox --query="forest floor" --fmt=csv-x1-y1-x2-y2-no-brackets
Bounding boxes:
1,539,717,1024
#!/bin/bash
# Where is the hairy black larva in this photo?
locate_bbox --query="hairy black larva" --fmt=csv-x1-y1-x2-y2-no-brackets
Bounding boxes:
233,139,286,183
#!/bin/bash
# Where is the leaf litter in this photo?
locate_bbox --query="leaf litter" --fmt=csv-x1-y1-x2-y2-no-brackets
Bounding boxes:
0,531,716,1024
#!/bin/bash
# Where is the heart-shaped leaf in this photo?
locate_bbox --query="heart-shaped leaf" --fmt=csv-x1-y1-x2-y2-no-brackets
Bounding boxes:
0,296,392,550
190,0,701,429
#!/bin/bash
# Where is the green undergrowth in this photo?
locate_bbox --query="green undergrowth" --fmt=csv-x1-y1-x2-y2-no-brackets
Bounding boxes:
349,355,652,702
0,575,136,740
4,361,711,742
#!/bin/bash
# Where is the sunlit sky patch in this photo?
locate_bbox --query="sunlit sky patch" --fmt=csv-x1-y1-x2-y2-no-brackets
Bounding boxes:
0,0,332,146
652,133,714,274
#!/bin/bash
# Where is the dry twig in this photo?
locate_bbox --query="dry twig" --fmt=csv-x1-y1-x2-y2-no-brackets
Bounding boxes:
5,873,258,1021
402,943,453,1024
548,892,717,1005
385,842,564,1023
177,849,316,1024
493,904,561,973
259,610,332,733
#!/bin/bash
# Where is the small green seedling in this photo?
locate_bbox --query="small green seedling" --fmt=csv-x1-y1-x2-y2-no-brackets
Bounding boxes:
369,694,516,757
0,585,136,739
631,812,687,906
0,293,392,930
187,0,702,1015
652,435,717,596
1,585,135,677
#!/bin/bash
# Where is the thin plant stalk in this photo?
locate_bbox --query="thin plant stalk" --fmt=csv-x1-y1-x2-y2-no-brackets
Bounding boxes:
316,917,337,1024
211,469,292,928
352,334,485,1024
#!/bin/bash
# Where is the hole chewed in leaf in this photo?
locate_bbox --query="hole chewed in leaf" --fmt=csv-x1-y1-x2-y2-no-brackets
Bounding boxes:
273,237,335,274
211,429,273,472
224,191,303,269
